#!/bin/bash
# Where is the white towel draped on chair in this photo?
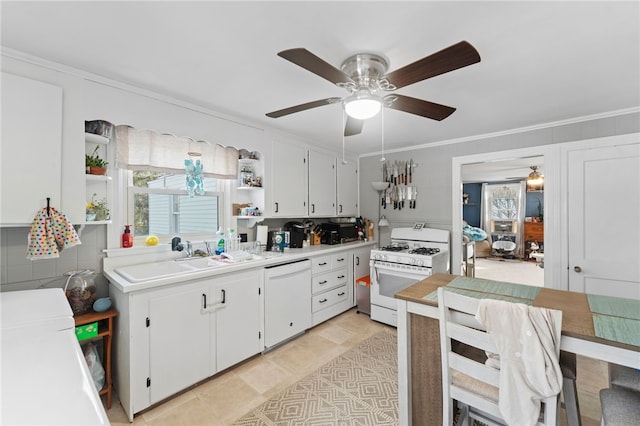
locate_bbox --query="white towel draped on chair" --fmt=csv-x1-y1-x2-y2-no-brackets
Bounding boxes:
476,299,563,426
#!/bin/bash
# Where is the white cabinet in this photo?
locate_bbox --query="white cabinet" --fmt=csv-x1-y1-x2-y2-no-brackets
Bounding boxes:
148,281,211,404
270,140,307,217
1,72,63,225
214,270,262,371
308,149,336,217
336,159,358,217
264,260,312,349
311,252,351,325
110,269,262,421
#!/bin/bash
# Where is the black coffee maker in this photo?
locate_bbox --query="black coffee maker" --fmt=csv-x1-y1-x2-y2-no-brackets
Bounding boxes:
284,221,306,248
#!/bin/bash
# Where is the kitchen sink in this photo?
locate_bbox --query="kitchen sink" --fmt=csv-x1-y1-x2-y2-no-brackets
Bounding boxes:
115,253,272,283
115,261,200,283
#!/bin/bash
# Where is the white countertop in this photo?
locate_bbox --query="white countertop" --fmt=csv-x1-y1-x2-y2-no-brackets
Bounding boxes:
0,289,109,425
104,240,375,293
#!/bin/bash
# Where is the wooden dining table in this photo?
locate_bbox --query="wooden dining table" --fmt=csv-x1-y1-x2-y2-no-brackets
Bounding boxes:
395,273,640,426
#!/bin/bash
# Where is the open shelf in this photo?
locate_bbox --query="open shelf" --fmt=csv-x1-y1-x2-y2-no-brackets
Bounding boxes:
85,132,110,145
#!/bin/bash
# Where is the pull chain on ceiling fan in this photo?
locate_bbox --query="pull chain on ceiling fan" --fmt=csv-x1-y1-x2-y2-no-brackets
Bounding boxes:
266,41,481,136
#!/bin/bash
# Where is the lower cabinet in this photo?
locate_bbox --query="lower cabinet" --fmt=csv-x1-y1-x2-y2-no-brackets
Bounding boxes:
110,269,262,421
148,282,211,404
311,251,352,326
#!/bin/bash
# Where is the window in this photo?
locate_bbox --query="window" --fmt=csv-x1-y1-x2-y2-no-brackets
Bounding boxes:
128,170,221,237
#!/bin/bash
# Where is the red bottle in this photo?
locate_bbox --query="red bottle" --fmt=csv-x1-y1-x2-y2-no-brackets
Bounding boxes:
122,225,133,248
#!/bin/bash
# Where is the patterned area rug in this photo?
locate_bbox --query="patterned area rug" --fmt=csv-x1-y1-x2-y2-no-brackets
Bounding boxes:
232,331,398,425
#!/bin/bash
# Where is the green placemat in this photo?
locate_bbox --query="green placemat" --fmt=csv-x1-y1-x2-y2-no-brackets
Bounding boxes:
423,287,534,305
588,294,640,321
592,313,640,347
448,276,541,300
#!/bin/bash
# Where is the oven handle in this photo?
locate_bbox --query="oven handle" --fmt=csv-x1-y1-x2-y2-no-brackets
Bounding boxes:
373,264,430,282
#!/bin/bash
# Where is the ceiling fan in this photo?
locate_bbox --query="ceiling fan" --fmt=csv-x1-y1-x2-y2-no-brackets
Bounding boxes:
266,41,481,136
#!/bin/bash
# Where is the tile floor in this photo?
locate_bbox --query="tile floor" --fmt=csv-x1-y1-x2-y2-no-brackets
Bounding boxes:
106,308,606,426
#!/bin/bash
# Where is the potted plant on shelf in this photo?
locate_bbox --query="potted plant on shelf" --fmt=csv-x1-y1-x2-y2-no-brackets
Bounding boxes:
86,145,108,175
86,194,110,221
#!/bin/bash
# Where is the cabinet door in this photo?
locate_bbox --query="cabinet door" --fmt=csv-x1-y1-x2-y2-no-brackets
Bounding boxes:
148,283,210,404
1,72,62,224
308,149,336,217
271,140,307,217
214,270,262,372
336,159,358,216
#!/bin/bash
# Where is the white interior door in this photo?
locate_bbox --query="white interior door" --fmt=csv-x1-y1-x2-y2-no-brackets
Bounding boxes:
567,141,640,299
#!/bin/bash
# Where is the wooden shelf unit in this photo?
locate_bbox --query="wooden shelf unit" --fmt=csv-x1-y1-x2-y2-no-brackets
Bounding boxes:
524,222,544,260
74,309,118,409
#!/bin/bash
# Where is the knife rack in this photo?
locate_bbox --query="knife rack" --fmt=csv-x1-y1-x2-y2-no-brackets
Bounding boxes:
380,160,418,210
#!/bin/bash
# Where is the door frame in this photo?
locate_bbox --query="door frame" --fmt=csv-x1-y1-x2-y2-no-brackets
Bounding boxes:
452,145,563,290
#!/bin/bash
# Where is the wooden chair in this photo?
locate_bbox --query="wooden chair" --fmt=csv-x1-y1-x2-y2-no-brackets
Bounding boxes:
437,287,562,426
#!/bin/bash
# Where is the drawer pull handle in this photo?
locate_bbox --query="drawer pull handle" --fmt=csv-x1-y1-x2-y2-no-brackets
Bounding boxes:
337,275,345,279
336,258,344,262
319,298,328,303
338,292,345,296
318,262,327,266
319,280,328,285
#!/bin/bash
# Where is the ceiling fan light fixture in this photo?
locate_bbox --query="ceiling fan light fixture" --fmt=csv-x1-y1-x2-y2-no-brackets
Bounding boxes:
527,165,544,190
344,91,382,120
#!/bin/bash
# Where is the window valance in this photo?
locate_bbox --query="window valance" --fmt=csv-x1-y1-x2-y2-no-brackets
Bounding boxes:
115,125,239,179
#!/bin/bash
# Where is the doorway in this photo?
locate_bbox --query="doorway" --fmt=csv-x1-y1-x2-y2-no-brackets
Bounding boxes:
452,146,562,290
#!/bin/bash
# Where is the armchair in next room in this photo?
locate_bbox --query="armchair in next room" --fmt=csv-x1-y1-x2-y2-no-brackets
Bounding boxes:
462,221,492,258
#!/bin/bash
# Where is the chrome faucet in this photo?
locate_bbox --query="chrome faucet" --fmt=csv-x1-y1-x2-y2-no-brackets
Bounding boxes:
171,236,193,258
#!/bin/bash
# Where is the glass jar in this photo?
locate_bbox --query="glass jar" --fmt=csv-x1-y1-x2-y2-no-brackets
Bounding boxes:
63,270,97,316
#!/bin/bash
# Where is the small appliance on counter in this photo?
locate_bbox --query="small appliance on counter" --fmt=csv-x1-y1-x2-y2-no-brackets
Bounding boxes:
320,222,358,244
284,221,306,248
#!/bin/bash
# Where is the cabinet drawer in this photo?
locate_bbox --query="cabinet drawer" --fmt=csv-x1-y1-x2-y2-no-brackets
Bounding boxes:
312,268,348,294
331,253,349,269
312,284,348,313
311,256,331,274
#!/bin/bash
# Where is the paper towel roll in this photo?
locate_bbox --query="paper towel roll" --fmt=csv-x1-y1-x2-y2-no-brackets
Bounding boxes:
257,225,268,246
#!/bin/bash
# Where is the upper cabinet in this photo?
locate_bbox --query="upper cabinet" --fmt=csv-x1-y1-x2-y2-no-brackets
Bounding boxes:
269,140,307,217
1,72,63,225
336,159,358,217
308,149,336,217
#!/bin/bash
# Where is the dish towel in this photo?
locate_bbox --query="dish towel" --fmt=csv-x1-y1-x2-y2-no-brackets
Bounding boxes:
27,207,81,260
476,299,563,426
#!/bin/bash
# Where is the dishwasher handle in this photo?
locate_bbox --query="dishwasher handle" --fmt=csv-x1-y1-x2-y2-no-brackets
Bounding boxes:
264,259,311,278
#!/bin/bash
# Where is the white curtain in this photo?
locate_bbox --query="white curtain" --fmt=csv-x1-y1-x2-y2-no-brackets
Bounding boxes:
115,125,239,179
481,182,526,258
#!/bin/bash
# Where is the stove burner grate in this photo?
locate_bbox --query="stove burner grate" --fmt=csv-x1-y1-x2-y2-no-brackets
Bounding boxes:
379,244,409,252
408,247,441,256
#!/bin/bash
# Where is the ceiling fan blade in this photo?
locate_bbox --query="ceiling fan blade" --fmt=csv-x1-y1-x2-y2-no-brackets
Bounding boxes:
383,41,481,89
266,97,341,118
344,117,364,136
278,48,354,85
385,94,456,121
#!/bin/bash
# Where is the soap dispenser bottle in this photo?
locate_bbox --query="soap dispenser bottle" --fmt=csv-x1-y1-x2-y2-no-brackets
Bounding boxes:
122,225,133,248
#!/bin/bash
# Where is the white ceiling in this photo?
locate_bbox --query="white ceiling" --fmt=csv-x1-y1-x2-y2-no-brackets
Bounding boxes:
1,1,638,158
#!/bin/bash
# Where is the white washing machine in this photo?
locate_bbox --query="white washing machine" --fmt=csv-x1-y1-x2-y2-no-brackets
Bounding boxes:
1,288,109,425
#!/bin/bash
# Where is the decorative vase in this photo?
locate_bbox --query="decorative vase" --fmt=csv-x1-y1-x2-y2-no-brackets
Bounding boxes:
86,211,96,221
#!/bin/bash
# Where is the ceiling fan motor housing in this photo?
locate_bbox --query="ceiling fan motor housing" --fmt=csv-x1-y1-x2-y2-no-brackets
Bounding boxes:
340,53,392,93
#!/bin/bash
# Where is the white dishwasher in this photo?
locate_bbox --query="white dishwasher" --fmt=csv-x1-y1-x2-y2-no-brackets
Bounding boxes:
264,259,312,350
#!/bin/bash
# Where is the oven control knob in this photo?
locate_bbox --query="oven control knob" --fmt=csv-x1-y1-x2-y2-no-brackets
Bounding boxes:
410,258,417,265
416,259,424,267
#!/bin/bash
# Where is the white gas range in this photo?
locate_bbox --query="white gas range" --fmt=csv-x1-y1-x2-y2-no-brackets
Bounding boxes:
370,226,450,326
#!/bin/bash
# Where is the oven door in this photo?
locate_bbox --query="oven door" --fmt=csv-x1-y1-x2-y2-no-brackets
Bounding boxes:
371,262,431,310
